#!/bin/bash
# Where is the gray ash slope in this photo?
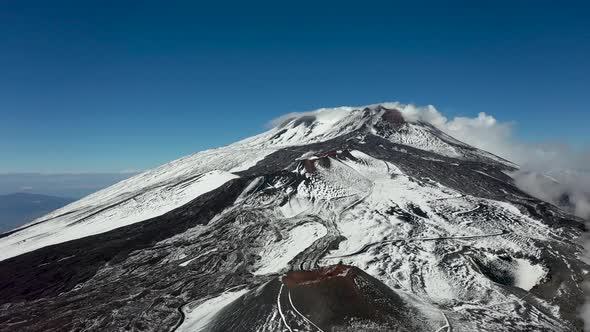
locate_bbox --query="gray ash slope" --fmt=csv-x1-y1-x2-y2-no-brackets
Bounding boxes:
0,104,588,331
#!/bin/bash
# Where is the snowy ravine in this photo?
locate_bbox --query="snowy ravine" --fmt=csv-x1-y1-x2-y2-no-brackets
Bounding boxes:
0,104,587,332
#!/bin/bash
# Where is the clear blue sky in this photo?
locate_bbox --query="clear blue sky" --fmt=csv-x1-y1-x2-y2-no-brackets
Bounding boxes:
1,0,588,173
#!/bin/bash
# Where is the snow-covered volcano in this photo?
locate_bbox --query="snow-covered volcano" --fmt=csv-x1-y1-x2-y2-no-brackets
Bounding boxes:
0,104,587,332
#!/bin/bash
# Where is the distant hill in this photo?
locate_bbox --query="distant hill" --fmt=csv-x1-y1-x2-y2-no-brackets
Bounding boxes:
0,193,74,232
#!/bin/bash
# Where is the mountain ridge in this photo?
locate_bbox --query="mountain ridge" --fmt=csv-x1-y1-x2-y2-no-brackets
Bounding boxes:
0,103,587,331
0,104,515,261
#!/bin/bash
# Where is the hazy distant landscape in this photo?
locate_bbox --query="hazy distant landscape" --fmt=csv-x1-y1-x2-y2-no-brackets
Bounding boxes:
0,193,74,232
0,173,138,198
0,173,137,232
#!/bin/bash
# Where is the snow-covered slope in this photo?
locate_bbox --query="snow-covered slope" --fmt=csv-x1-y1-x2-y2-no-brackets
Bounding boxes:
0,170,238,260
0,104,509,261
0,137,278,260
0,103,586,332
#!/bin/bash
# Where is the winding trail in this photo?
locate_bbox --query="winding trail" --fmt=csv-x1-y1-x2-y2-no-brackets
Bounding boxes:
288,290,325,332
326,230,510,259
276,284,294,332
453,203,483,216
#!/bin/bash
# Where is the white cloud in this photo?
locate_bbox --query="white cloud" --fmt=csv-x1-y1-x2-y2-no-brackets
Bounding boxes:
394,104,590,217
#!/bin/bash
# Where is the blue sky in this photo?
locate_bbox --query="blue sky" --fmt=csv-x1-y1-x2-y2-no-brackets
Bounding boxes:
1,0,588,173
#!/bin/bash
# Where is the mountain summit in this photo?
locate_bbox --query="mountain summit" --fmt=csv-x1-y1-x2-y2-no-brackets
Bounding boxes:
0,104,587,331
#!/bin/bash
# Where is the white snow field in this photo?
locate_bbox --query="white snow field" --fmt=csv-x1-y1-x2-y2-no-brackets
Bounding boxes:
253,222,327,275
513,258,547,291
0,170,238,260
177,288,249,332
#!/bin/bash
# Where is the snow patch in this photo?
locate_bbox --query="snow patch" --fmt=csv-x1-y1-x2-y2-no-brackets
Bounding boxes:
179,249,218,267
177,288,249,332
513,258,546,291
253,222,327,275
